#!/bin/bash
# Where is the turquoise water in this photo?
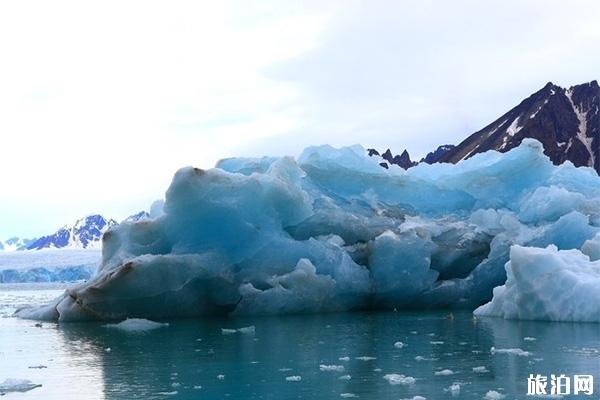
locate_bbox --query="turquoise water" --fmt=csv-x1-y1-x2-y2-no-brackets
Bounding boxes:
1,285,599,399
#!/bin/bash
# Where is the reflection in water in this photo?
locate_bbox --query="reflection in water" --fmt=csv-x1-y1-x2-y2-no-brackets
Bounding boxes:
1,287,599,399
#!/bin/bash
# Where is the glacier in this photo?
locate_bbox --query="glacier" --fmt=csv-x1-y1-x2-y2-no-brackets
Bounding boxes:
15,139,600,321
0,249,100,283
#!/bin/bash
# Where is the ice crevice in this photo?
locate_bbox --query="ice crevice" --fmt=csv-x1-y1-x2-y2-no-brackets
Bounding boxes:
15,139,600,322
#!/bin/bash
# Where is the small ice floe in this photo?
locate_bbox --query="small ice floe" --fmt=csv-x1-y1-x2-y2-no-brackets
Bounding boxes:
434,369,454,376
105,347,112,352
28,365,47,369
104,318,169,332
355,356,376,361
443,383,460,396
394,341,406,349
193,385,202,390
157,391,178,396
415,356,438,361
340,393,358,398
320,364,345,372
484,390,505,399
0,379,42,394
383,374,416,385
338,356,350,362
285,376,301,382
279,368,292,372
430,341,444,345
171,382,180,388
217,374,225,380
410,331,418,334
373,368,382,372
490,347,531,357
339,375,351,380
523,337,537,342
473,366,489,373
221,326,256,335
237,326,256,335
400,397,426,400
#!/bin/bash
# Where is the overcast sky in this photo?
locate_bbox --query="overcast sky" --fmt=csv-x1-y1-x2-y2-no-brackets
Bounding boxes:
2,0,600,238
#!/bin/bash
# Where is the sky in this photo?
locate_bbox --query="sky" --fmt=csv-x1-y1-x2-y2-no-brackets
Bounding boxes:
1,0,600,238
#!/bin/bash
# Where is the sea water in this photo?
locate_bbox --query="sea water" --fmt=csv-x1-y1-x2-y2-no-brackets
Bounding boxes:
1,284,599,399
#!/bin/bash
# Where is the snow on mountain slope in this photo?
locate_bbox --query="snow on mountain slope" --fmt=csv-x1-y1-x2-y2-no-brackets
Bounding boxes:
17,139,600,322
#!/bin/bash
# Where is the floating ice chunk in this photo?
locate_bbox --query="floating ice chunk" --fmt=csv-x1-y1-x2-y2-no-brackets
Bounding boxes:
490,347,531,357
475,245,600,322
473,366,489,373
340,394,357,398
221,326,255,335
430,341,444,345
484,390,505,399
339,375,351,380
104,318,168,332
523,337,536,342
0,379,42,394
415,355,437,361
383,374,416,385
285,376,301,382
217,374,225,380
445,383,460,395
237,326,256,335
400,397,426,400
434,369,454,376
338,356,350,362
355,356,376,361
193,385,202,390
320,365,345,372
279,368,292,372
157,391,178,396
394,341,406,349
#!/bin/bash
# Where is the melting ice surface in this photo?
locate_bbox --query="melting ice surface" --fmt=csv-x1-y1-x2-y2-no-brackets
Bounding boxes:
16,139,600,321
2,287,600,399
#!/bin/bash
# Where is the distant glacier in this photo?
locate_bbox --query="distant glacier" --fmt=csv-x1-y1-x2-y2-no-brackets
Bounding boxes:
0,249,100,283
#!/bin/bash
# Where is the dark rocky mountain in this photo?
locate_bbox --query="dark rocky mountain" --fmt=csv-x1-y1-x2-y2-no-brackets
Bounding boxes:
367,147,417,169
438,81,600,171
421,144,456,164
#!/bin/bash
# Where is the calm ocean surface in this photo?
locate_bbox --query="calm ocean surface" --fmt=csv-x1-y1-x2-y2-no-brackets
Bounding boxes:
1,284,599,399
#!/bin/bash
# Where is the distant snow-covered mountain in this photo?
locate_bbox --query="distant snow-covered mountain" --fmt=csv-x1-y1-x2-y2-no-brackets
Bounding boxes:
1,211,152,252
27,215,118,250
0,237,36,252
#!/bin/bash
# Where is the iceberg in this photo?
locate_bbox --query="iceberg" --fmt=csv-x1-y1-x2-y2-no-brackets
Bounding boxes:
15,139,600,321
475,245,600,322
